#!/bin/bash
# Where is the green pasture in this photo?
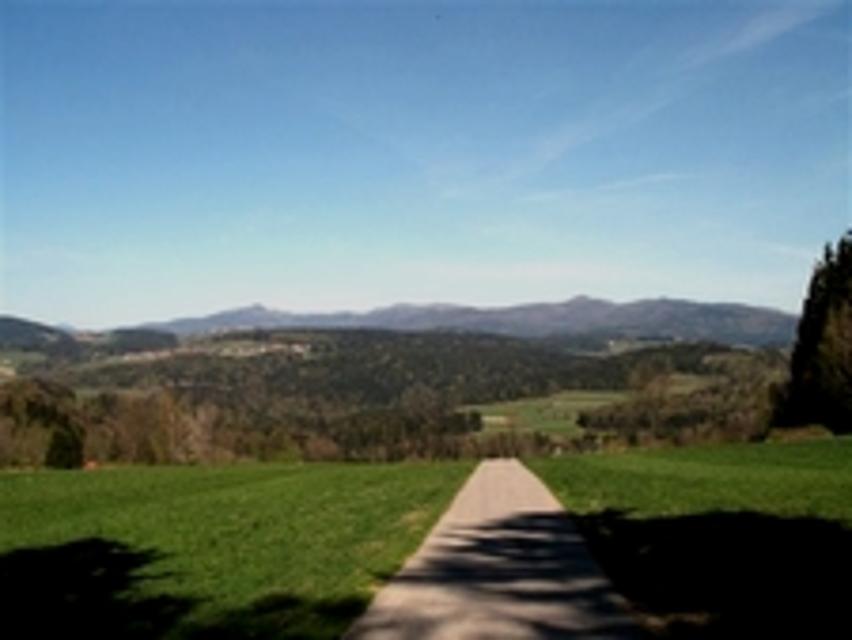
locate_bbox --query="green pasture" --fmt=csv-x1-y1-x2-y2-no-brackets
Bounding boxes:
529,437,852,521
468,390,628,436
0,461,473,639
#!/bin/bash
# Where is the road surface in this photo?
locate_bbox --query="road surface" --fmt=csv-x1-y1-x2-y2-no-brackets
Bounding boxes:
345,458,640,639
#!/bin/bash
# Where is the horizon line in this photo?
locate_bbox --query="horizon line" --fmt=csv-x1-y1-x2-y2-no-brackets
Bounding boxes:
2,293,801,333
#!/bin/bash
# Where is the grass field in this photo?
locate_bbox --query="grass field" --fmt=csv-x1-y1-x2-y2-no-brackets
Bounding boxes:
529,437,852,521
467,390,627,436
0,350,46,378
529,438,852,637
0,461,473,639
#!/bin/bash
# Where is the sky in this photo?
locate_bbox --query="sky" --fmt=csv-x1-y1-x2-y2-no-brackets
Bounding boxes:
1,0,849,329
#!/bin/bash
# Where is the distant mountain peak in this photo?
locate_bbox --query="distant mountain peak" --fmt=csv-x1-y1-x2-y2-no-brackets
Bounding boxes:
129,296,798,347
232,303,273,313
563,294,614,305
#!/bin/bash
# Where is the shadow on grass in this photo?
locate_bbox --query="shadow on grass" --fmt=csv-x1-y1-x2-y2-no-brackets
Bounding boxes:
6,512,847,639
0,537,194,639
574,510,852,638
0,537,366,640
188,593,367,640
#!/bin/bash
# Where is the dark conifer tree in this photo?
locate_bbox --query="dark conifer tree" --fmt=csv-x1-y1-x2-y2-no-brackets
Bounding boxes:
780,230,852,432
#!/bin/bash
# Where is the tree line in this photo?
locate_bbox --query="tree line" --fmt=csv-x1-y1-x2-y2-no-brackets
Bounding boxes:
579,229,851,445
1,332,735,467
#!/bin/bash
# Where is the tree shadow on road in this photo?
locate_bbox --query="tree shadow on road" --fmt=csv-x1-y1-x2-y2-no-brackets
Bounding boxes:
574,510,852,637
351,511,643,638
6,511,841,639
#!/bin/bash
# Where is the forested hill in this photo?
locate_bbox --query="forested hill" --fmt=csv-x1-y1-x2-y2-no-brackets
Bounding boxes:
56,329,733,411
0,316,79,357
141,296,797,346
1,327,776,465
0,316,74,349
0,315,177,359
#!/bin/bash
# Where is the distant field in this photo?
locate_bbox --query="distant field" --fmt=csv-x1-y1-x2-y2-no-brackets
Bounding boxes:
0,462,473,639
529,438,852,637
467,390,627,436
0,350,46,376
658,372,722,395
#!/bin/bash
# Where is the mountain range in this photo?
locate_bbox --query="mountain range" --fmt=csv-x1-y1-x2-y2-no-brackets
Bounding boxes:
138,296,798,347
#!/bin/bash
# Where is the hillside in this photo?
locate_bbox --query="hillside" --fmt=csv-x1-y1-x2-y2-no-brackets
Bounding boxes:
0,317,178,372
57,329,628,408
2,324,783,464
0,316,75,350
0,316,80,360
142,296,797,346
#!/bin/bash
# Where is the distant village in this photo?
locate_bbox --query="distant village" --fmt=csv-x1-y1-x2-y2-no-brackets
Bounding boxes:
111,340,312,364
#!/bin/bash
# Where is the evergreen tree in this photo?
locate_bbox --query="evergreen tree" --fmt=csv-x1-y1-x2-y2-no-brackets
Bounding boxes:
44,423,84,469
780,230,852,432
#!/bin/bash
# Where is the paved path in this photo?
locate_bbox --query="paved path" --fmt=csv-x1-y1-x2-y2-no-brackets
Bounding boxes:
345,458,640,639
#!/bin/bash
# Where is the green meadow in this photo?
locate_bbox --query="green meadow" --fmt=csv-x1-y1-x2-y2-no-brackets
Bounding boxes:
4,440,850,639
0,461,473,639
468,389,627,436
528,437,852,521
528,438,852,637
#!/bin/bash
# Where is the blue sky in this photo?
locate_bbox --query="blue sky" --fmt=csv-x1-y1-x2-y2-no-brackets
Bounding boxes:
2,0,849,328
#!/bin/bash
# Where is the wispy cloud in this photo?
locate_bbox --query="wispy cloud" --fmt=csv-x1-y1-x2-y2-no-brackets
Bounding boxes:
696,220,824,264
595,171,691,192
759,240,821,262
296,1,839,208
681,2,839,69
427,88,683,202
501,2,840,194
518,171,691,205
506,92,677,184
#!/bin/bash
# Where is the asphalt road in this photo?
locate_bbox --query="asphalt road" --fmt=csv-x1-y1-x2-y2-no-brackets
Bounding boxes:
344,458,640,639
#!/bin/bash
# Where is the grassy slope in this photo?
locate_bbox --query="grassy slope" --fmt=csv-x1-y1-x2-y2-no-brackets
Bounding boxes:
528,438,852,522
529,439,852,637
468,390,627,436
0,462,473,639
